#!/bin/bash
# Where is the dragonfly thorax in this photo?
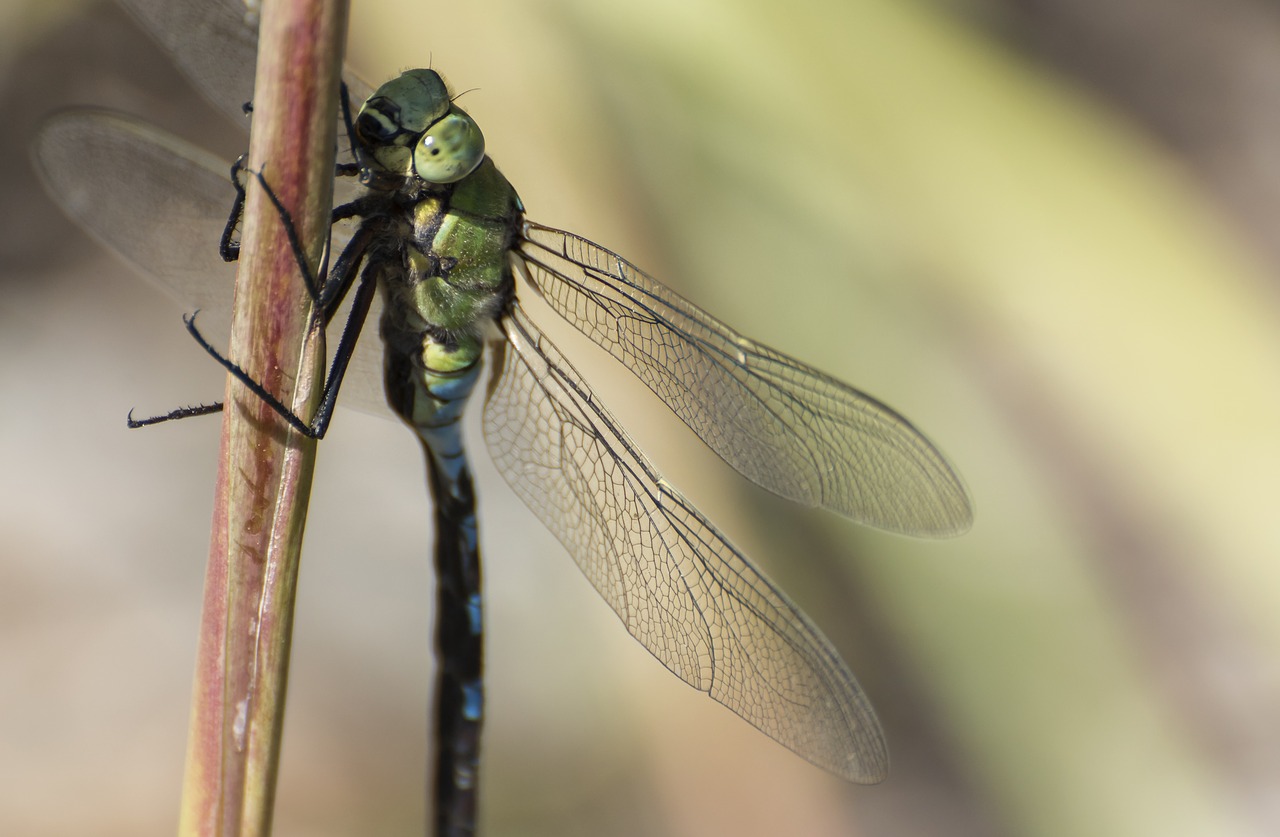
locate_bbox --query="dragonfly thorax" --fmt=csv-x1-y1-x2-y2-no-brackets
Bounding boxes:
361,157,521,335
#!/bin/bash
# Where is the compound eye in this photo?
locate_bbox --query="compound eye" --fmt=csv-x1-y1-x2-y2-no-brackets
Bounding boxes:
413,110,484,184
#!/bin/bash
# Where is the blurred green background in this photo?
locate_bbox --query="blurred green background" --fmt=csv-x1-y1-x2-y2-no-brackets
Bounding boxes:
2,0,1278,835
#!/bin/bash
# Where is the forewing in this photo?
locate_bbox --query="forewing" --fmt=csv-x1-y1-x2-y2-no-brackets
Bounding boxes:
116,0,374,126
32,110,389,416
517,223,972,536
483,305,887,783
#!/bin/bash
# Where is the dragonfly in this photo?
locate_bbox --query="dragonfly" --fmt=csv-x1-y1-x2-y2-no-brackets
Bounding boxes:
34,0,972,833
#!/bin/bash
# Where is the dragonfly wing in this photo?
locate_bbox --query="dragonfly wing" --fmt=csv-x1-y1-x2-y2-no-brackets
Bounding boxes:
117,0,375,126
116,0,260,126
483,305,887,783
32,109,390,417
516,223,972,536
35,110,238,336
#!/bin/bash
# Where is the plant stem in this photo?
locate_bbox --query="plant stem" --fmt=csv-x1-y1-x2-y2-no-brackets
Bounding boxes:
177,2,349,835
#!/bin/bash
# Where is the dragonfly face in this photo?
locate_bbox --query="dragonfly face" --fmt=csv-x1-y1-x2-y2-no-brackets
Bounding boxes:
354,69,486,186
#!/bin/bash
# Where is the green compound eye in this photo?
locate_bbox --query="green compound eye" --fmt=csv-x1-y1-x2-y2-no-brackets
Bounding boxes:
414,110,485,184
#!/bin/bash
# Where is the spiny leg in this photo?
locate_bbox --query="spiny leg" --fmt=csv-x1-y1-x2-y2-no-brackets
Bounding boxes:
218,156,248,263
127,402,224,429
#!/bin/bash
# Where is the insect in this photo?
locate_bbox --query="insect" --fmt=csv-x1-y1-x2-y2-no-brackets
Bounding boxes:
33,0,971,832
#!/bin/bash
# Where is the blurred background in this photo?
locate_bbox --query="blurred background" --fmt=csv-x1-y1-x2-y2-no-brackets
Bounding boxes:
3,0,1279,835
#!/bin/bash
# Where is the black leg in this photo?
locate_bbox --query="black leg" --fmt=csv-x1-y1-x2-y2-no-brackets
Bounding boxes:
127,403,225,428
318,217,375,315
251,171,325,303
338,80,364,174
181,262,378,440
309,258,380,435
219,156,249,263
183,312,319,438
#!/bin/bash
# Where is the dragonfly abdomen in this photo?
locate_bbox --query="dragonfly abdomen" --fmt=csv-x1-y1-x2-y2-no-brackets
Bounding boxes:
380,320,481,481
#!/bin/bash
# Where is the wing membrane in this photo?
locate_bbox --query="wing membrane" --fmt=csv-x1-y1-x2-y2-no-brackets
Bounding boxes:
483,305,887,783
117,0,374,126
517,222,972,536
32,110,389,416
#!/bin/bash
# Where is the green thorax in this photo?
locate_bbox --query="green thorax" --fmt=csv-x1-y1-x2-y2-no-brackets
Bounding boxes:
394,157,522,334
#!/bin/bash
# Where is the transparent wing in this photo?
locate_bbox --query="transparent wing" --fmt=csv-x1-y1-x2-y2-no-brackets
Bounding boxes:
116,0,374,210
483,305,887,783
117,0,374,126
516,222,972,536
32,109,389,416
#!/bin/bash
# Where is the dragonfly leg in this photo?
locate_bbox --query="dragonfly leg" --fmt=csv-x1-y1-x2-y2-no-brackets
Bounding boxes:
307,255,379,436
336,80,364,178
218,156,249,263
248,170,328,303
318,219,373,318
126,402,225,429
182,312,321,438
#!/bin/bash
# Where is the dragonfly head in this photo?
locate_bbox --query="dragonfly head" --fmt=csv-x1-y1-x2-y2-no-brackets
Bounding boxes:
354,69,485,186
